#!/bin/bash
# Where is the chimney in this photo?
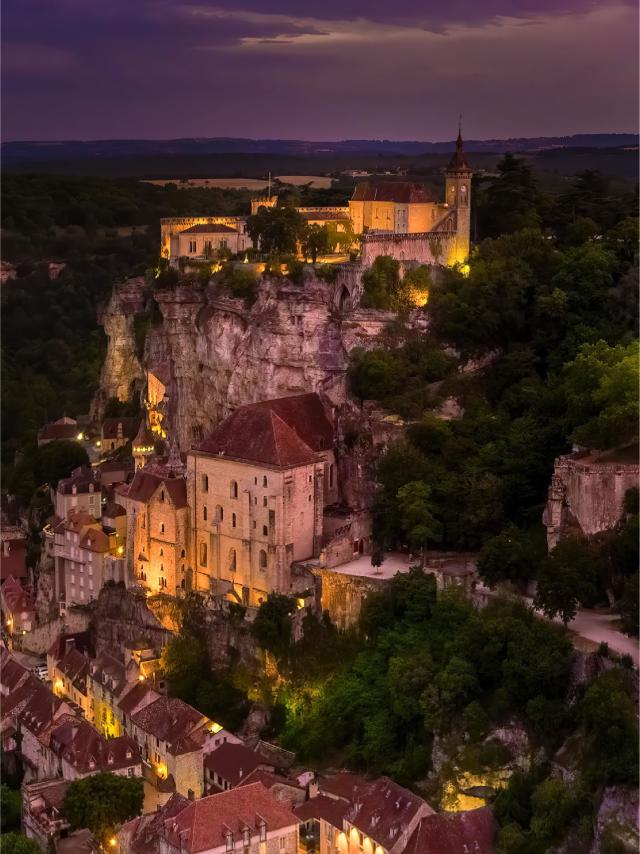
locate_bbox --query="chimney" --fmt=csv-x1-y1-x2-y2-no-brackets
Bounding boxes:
65,637,76,655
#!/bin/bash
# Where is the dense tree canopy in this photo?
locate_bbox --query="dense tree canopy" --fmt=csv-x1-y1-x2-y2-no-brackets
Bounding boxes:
62,773,143,846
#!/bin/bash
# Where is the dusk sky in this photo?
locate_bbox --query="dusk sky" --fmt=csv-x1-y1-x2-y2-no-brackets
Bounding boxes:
2,0,638,141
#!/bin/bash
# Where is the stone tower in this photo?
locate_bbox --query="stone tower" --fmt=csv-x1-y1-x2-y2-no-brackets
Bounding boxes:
445,128,472,265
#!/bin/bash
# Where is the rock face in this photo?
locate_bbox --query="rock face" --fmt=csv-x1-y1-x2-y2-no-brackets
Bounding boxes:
544,449,639,550
91,276,146,420
592,786,639,853
95,268,407,453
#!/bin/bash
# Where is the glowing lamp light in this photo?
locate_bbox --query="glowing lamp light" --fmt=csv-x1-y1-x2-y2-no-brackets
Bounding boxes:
117,546,124,556
77,433,84,441
156,763,168,780
109,837,117,848
96,441,101,448
296,598,305,610
460,263,471,277
6,617,12,627
138,674,145,682
209,722,222,734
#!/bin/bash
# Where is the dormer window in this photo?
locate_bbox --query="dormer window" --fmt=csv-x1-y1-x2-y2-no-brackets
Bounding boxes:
259,822,267,842
108,754,114,764
242,828,250,845
126,750,132,759
225,832,233,852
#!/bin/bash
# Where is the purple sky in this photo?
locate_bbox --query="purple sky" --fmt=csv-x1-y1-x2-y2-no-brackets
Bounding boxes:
2,0,638,141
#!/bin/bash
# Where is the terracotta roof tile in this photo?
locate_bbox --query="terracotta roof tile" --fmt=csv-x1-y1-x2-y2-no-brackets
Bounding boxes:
101,417,141,441
295,793,350,827
118,681,162,716
162,782,299,853
351,181,433,204
57,467,99,496
47,632,93,662
1,575,35,613
204,742,274,788
0,647,30,693
180,223,237,234
405,807,495,854
50,718,140,774
130,696,207,755
125,469,187,509
38,421,79,442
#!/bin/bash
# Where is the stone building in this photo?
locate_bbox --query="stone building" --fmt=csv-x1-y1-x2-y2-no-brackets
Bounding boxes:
54,466,101,520
1,525,28,583
170,223,251,263
37,417,79,447
544,448,640,550
1,574,36,636
52,511,125,607
187,393,336,605
101,416,141,452
117,447,190,594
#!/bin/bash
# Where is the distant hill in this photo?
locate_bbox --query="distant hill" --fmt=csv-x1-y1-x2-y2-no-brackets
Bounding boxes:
2,133,638,165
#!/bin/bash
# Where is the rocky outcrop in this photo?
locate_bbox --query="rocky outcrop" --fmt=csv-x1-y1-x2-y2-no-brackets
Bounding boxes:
90,277,146,420
544,448,639,550
95,269,412,454
592,786,639,853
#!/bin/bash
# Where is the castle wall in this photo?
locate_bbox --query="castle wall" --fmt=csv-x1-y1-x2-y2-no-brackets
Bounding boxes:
544,451,639,550
360,231,460,268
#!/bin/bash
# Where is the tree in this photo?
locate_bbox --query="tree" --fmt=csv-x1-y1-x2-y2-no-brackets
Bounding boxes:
33,440,90,488
396,480,442,565
361,256,402,309
477,154,541,238
562,340,639,449
477,525,541,589
301,224,331,263
0,833,41,854
246,205,306,256
62,773,143,847
534,537,604,624
252,594,296,661
1,785,21,833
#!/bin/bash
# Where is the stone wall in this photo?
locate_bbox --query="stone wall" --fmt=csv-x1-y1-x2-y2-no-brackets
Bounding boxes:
21,609,91,655
544,450,639,550
310,567,387,630
360,230,459,268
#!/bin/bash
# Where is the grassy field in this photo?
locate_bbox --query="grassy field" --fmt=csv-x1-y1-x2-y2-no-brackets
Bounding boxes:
142,175,333,190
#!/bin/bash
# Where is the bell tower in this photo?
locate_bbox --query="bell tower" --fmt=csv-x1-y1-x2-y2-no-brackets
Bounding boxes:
445,124,472,265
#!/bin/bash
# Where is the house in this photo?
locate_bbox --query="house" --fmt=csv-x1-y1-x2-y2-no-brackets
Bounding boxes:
48,716,141,781
187,392,337,605
98,458,134,487
101,417,141,452
203,741,275,794
50,646,91,718
0,525,28,583
117,781,300,854
295,774,434,854
404,807,495,854
22,778,73,850
54,467,101,520
38,417,79,447
124,694,213,799
86,652,130,738
47,632,94,684
236,768,306,807
170,223,251,263
53,511,125,607
1,574,36,636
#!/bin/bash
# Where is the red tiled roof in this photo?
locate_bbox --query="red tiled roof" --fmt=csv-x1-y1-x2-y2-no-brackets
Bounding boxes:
57,467,99,496
56,648,89,691
180,223,237,234
50,718,140,774
5,675,65,737
249,393,334,452
0,529,27,582
319,772,369,801
79,527,111,553
88,652,127,696
38,421,78,442
0,647,30,693
101,417,141,441
320,774,433,851
131,696,207,755
55,512,97,535
47,631,93,662
197,407,317,468
204,742,274,788
351,181,433,204
295,793,350,828
125,469,187,509
119,793,189,854
237,768,303,795
118,681,161,716
405,807,495,854
1,575,35,614
162,783,299,853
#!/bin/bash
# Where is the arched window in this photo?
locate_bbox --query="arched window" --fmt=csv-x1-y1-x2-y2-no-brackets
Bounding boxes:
216,505,224,522
262,525,268,536
230,481,238,499
259,550,267,570
203,506,208,521
200,543,207,567
160,548,164,557
181,578,185,589
181,549,185,558
232,513,237,528
202,474,209,493
228,548,236,572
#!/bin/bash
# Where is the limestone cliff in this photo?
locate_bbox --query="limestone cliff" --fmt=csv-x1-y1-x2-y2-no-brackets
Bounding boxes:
95,268,402,453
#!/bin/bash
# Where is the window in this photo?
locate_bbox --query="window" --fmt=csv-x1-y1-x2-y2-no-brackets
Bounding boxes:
181,549,186,558
202,474,209,493
200,543,208,567
262,525,268,536
279,838,286,850
259,823,267,842
259,550,267,570
254,477,258,485
203,506,208,521
263,476,268,487
225,833,233,853
230,481,238,499
160,524,165,534
160,548,164,557
228,548,236,572
329,464,334,488
263,496,267,507
232,513,237,528
127,767,134,777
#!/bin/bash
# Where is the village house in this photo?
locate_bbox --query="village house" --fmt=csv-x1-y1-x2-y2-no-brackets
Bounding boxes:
47,715,141,781
50,645,91,718
98,458,134,487
117,446,189,594
1,574,36,636
236,768,306,808
101,416,141,452
117,781,301,854
47,632,94,684
187,393,337,605
170,222,251,263
203,741,275,794
22,778,73,849
86,651,131,738
295,774,433,854
0,525,28,583
52,511,125,608
37,417,80,447
54,466,102,520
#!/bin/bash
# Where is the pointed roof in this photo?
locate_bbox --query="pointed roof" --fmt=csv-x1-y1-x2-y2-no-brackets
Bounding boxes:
446,128,472,173
197,407,318,468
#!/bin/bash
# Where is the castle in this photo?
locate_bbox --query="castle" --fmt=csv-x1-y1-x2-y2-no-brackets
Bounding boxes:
160,130,472,270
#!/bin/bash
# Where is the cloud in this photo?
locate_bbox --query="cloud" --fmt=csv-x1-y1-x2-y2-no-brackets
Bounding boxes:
2,42,76,73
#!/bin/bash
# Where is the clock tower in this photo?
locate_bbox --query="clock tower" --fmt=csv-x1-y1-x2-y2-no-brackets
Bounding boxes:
445,127,472,265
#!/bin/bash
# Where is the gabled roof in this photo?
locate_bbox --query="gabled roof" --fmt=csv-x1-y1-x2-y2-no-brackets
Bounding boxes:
1,575,35,613
55,511,98,535
47,631,93,662
38,420,78,442
57,467,99,496
50,718,140,774
125,469,187,509
197,406,318,468
119,793,189,854
295,793,350,828
118,681,162,717
130,696,207,755
351,181,433,204
0,647,30,693
180,223,237,235
56,648,89,691
162,783,299,853
79,527,111,553
405,807,495,854
204,742,274,788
